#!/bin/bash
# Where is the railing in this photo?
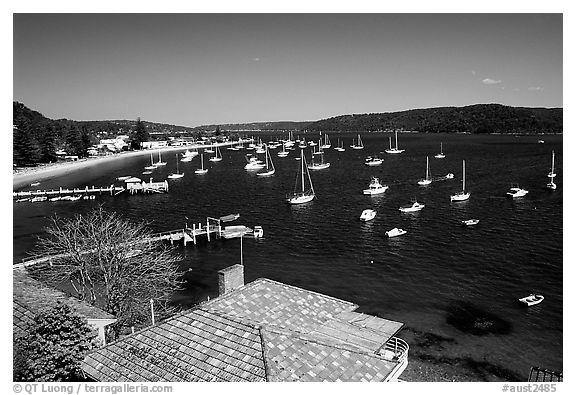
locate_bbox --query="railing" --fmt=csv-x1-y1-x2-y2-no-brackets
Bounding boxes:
380,336,409,381
529,366,563,382
382,336,409,362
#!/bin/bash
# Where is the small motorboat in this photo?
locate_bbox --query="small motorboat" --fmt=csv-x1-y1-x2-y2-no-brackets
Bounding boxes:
399,201,425,213
364,156,383,167
30,182,41,186
518,294,544,306
386,228,407,238
445,173,454,179
116,176,131,181
462,219,480,226
219,213,240,222
360,209,376,222
506,184,529,198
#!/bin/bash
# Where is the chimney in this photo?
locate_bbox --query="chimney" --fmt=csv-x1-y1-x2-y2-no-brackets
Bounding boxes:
218,264,245,296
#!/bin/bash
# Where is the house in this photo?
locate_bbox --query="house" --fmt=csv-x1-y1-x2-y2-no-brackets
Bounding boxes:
13,268,116,345
82,264,409,382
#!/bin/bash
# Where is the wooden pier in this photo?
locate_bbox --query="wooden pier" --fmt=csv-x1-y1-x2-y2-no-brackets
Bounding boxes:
14,216,261,269
14,179,169,200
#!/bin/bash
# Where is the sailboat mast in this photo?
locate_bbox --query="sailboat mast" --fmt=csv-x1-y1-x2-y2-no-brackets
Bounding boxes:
395,131,399,149
426,156,429,180
389,136,392,150
462,160,466,191
301,150,305,193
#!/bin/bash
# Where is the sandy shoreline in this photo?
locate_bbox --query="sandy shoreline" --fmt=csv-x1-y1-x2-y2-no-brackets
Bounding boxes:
12,141,243,189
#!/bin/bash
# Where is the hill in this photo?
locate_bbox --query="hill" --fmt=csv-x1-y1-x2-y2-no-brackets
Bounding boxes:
306,104,562,134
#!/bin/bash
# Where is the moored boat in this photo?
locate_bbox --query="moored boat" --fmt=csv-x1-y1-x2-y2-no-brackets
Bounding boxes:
518,294,544,306
417,156,432,185
450,160,470,202
364,156,383,166
506,184,528,198
399,200,425,212
287,149,316,204
462,219,480,226
434,142,445,159
386,227,407,238
363,177,388,195
360,209,376,222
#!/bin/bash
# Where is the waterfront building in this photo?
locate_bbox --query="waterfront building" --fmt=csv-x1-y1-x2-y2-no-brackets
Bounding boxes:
82,264,409,382
13,269,116,345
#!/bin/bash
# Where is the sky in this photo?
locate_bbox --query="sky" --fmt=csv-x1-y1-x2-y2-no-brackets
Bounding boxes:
13,13,563,127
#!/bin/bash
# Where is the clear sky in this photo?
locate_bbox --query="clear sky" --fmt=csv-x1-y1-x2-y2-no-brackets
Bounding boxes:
13,13,562,127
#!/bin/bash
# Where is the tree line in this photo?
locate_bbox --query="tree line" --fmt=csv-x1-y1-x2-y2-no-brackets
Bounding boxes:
304,104,563,133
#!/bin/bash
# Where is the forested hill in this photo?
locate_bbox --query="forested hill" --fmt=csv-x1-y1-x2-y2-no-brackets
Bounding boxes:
190,121,311,132
305,104,562,134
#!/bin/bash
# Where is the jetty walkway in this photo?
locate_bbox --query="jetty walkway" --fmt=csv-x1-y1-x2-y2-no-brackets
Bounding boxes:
14,215,262,269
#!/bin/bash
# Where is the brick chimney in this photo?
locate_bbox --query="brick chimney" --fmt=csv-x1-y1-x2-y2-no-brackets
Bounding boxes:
218,264,245,296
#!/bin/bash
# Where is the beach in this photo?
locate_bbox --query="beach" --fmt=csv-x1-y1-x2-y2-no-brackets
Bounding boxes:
12,142,243,189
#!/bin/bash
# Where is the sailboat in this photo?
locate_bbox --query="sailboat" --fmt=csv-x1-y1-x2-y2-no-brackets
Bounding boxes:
257,145,276,176
320,133,331,149
144,152,157,170
435,143,445,159
194,153,208,175
385,131,404,154
450,160,470,202
278,142,289,157
334,138,346,152
308,145,330,170
287,150,316,204
168,154,185,179
417,156,432,185
350,134,364,150
547,150,557,190
209,146,223,162
155,150,167,166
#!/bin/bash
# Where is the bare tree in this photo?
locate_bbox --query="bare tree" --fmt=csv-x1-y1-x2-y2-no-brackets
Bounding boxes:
29,206,184,332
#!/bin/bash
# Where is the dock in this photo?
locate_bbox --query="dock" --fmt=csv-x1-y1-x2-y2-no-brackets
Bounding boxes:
13,185,125,199
13,179,169,201
14,215,262,269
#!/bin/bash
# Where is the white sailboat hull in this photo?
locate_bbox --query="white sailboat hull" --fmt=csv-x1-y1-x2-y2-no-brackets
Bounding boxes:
450,192,470,202
308,163,331,170
287,194,315,204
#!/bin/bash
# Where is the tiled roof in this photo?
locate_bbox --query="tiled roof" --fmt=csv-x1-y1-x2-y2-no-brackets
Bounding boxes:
83,308,266,382
13,300,36,339
204,278,358,332
13,268,115,320
83,277,404,382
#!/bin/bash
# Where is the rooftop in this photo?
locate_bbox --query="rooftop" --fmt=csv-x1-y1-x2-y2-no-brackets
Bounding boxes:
83,276,405,382
13,268,115,321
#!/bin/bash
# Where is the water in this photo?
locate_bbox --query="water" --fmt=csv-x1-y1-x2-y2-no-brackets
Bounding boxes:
13,133,563,379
